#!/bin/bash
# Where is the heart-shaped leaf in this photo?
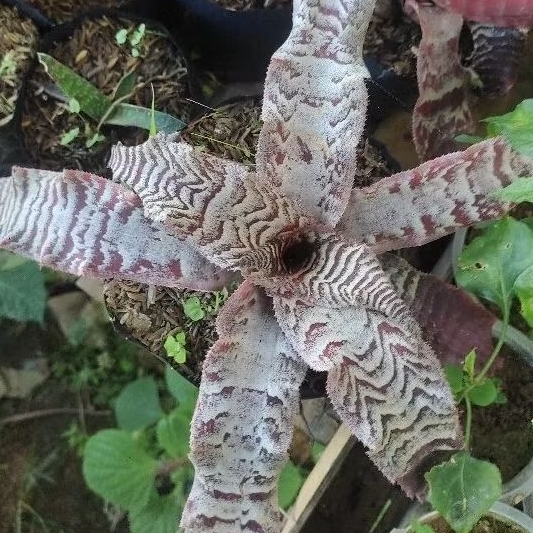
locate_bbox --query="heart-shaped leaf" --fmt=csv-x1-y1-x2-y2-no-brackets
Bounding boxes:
456,218,533,314
83,429,158,510
426,452,501,533
115,377,164,431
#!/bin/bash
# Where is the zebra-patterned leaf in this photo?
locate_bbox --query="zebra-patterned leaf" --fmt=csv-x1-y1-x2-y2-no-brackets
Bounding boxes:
0,168,231,290
109,134,305,270
181,281,307,533
338,138,533,253
272,295,461,499
256,0,375,226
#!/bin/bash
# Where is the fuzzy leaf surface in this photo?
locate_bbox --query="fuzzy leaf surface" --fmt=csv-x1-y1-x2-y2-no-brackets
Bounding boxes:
0,168,232,290
115,376,164,431
426,452,501,533
0,252,45,323
83,429,157,510
456,217,533,313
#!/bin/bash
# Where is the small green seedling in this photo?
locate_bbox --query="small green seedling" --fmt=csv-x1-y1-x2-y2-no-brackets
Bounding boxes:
115,23,146,58
0,52,17,78
164,331,187,364
182,297,205,322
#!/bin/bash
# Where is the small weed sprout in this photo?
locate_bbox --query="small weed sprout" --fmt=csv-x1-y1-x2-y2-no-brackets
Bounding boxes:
115,24,146,58
164,331,187,364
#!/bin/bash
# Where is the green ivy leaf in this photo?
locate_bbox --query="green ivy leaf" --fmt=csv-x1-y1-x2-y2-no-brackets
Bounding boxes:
164,366,198,415
129,491,181,533
0,256,46,323
484,99,533,158
83,429,157,510
183,297,205,322
156,410,190,458
426,452,501,533
492,177,533,204
514,265,533,328
456,217,533,314
468,379,498,407
115,377,164,431
444,365,464,397
278,461,304,510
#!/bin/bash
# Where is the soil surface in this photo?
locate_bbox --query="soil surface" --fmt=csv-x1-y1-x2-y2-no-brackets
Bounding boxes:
21,16,192,174
470,348,533,483
0,6,38,126
423,515,525,533
27,0,127,23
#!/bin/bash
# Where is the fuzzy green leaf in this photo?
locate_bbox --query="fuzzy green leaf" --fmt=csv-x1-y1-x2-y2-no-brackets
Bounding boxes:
115,377,164,431
468,379,498,407
456,218,533,314
129,491,181,533
444,365,464,397
106,103,186,133
0,253,46,323
83,429,158,510
156,410,190,458
164,366,198,415
484,99,533,158
115,28,128,45
463,350,476,381
426,452,501,533
514,265,533,328
183,296,205,322
491,177,533,204
278,461,304,510
38,53,112,121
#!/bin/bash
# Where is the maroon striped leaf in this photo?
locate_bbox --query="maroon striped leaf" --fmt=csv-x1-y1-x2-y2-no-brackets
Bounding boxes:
0,167,231,290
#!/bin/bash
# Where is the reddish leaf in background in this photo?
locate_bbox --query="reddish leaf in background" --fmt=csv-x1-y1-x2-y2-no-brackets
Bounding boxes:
432,0,533,27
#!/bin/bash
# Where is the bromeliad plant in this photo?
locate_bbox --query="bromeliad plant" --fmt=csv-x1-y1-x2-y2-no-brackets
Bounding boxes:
2,0,533,531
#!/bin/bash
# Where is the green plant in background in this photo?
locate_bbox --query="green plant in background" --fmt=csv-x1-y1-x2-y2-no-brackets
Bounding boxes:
417,200,533,533
51,319,138,407
83,366,196,533
115,23,147,58
0,251,46,323
82,366,313,533
37,53,186,140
